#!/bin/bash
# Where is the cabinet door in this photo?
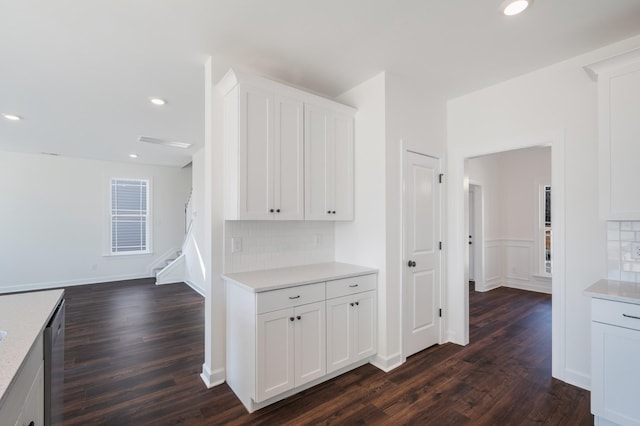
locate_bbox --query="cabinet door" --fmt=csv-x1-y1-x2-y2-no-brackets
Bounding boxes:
14,362,44,426
294,301,326,386
598,63,640,220
256,308,294,402
332,112,354,221
274,96,304,220
304,104,355,221
354,291,377,361
592,322,640,425
305,104,332,220
238,86,275,220
326,295,354,373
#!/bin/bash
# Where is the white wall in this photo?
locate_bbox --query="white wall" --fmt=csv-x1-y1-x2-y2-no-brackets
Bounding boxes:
335,71,447,370
447,33,640,389
0,151,191,293
183,148,206,295
468,147,551,293
335,72,391,367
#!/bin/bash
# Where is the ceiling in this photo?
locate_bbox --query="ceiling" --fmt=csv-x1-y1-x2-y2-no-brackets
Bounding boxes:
1,1,640,167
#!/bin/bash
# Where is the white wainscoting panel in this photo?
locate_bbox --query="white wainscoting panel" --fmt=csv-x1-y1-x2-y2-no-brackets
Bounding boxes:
479,239,551,294
483,240,502,291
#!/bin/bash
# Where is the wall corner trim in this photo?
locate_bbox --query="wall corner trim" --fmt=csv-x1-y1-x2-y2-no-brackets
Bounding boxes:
200,363,225,388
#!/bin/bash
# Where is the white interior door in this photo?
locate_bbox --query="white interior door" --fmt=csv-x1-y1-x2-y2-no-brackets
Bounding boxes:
404,151,441,357
469,187,475,281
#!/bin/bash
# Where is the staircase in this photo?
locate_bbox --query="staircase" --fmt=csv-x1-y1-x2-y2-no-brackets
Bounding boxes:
154,188,192,286
154,249,185,285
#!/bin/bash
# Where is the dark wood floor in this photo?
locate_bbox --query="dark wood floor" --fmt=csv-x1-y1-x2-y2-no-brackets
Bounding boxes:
62,279,592,425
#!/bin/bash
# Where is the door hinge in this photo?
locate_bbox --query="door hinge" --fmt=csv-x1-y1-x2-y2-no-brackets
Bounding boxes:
439,241,442,250
439,308,442,317
439,173,444,183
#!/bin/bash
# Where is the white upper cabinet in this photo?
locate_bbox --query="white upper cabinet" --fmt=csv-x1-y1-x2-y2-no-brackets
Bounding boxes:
585,48,640,220
218,69,355,221
222,79,304,220
305,104,354,221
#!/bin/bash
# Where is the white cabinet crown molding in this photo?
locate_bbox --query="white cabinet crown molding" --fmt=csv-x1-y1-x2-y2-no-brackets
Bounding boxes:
216,68,357,115
583,47,640,81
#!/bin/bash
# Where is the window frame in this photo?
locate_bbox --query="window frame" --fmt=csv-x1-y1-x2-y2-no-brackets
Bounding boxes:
538,183,552,277
108,177,152,256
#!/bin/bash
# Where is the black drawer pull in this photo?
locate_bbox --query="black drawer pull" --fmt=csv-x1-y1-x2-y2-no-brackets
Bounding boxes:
289,295,301,300
349,284,358,288
623,313,640,320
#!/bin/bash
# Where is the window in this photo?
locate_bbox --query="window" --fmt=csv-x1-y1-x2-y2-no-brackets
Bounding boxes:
110,178,150,254
541,184,552,275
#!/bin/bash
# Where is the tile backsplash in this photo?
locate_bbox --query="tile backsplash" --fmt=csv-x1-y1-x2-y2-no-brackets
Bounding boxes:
607,221,640,282
225,221,335,273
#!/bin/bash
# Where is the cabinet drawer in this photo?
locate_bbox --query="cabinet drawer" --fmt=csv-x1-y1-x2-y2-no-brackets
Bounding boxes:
326,274,376,300
257,282,325,314
592,298,640,331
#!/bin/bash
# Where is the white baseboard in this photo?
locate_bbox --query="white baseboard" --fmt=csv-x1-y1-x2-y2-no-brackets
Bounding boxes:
370,352,404,372
200,363,225,388
0,272,151,294
503,279,552,295
184,280,206,297
475,281,501,292
563,368,590,391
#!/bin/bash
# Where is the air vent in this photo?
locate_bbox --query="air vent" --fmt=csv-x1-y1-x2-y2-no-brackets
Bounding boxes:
138,136,192,149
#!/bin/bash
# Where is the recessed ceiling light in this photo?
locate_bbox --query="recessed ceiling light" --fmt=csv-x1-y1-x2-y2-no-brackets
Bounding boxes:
501,0,531,16
129,153,139,158
2,113,22,121
149,97,166,106
138,136,192,149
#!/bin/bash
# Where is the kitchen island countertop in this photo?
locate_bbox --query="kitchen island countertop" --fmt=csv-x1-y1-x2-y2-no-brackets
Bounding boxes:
0,289,64,407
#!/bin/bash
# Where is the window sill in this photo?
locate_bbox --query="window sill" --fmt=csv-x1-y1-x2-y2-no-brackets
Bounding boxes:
104,251,153,257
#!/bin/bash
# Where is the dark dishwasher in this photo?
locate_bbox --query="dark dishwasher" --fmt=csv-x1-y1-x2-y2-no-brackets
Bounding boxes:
44,298,65,426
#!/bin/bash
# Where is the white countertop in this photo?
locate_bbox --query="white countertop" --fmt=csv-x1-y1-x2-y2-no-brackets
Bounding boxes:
585,279,640,304
223,262,378,292
0,289,64,406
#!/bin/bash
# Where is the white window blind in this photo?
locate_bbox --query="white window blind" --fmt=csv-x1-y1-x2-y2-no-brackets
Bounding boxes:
110,178,149,254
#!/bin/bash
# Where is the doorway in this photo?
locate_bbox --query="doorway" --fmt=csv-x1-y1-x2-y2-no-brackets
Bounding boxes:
468,183,484,291
460,142,564,379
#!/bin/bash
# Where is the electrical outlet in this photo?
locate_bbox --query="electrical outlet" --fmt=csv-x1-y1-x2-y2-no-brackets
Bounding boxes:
632,242,640,260
314,233,323,247
232,237,242,253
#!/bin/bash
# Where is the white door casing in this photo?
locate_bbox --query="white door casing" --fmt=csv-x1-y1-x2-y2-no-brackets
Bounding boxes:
403,151,442,357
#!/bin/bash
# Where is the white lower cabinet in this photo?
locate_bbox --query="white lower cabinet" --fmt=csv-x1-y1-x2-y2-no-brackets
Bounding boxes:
225,269,377,413
326,290,376,374
256,301,325,403
0,335,44,426
591,297,640,426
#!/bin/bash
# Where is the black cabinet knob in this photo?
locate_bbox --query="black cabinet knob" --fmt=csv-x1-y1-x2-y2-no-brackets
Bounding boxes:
407,260,417,267
28,422,35,426
327,210,331,214
355,301,359,306
296,315,301,320
276,209,280,213
270,209,274,213
350,302,354,307
289,317,294,322
332,211,336,214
